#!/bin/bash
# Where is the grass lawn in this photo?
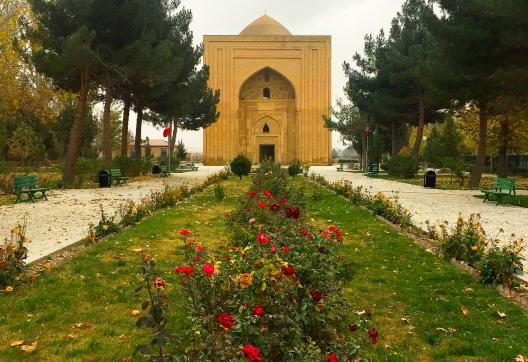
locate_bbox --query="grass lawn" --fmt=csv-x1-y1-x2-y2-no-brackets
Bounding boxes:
1,176,528,361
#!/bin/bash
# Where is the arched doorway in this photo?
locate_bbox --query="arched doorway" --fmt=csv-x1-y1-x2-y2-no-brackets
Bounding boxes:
239,68,296,163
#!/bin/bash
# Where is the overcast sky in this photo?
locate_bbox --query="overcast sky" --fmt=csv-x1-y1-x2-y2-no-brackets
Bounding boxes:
127,0,405,152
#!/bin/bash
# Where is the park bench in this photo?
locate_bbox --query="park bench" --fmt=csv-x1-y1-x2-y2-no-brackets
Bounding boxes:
367,163,380,177
110,169,128,186
160,165,171,177
14,175,49,203
480,178,516,205
336,159,357,172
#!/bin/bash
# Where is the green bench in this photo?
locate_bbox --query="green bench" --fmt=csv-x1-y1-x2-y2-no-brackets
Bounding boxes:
110,169,128,186
481,178,516,205
14,175,49,203
160,165,171,177
336,159,358,172
367,163,380,177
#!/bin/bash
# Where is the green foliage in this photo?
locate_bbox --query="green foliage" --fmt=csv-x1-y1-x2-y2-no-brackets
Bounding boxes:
287,161,302,178
437,214,487,265
424,117,463,168
176,140,187,161
230,154,252,180
213,183,225,201
368,128,385,164
384,154,419,178
94,206,119,238
7,123,45,164
478,239,525,286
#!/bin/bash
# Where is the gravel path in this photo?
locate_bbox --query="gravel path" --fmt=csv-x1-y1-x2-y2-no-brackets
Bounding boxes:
311,166,528,280
0,166,225,263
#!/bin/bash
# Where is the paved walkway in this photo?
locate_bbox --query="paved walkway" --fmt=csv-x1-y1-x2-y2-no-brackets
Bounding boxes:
0,166,224,263
311,166,528,280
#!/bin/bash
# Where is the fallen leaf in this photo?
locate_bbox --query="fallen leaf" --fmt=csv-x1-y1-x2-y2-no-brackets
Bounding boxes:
74,322,93,329
355,310,366,316
10,340,24,347
461,306,469,316
464,287,473,292
401,317,410,324
129,310,140,317
516,355,528,362
64,334,76,340
21,341,37,353
497,311,507,319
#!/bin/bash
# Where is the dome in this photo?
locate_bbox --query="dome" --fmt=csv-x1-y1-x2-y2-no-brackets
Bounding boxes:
240,15,292,36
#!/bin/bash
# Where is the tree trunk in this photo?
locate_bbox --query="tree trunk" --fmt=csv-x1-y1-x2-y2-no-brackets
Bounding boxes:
121,97,131,157
63,67,90,184
497,116,509,178
468,104,488,188
391,120,397,156
102,86,113,161
411,92,425,157
361,132,367,171
134,104,143,158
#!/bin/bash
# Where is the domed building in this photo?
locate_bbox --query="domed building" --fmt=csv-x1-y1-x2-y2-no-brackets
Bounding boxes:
203,15,331,164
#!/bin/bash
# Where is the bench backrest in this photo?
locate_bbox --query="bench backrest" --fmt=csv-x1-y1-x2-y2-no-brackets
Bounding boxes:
15,175,37,190
160,165,168,171
110,169,122,177
369,164,380,172
493,178,515,190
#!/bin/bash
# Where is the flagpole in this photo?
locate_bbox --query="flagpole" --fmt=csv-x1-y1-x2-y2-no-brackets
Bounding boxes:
168,120,171,173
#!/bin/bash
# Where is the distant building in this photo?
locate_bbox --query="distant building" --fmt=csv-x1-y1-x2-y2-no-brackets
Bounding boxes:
128,139,168,158
203,15,332,164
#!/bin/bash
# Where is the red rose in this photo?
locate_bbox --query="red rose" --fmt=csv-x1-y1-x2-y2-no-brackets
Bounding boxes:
282,246,289,253
240,344,262,362
196,246,204,253
180,229,190,236
256,234,270,243
271,245,278,253
249,190,257,197
284,207,300,219
258,202,267,209
328,352,338,362
310,290,322,302
253,305,264,317
348,323,358,332
193,257,202,262
282,265,295,276
281,197,287,205
203,263,215,276
230,246,237,251
322,231,331,239
368,327,378,343
174,265,194,277
218,312,236,330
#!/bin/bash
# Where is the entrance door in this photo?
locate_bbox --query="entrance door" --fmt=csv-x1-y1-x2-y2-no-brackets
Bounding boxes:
259,145,275,162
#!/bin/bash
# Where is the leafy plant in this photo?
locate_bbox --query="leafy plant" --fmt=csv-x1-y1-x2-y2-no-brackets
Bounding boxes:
0,221,29,289
94,205,119,238
213,183,225,201
437,214,487,264
478,238,525,285
230,154,252,180
288,161,302,178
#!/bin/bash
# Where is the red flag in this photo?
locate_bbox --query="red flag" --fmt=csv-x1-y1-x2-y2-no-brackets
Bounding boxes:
364,129,370,138
163,127,171,138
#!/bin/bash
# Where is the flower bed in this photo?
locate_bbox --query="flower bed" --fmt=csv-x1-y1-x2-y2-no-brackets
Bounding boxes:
134,164,376,361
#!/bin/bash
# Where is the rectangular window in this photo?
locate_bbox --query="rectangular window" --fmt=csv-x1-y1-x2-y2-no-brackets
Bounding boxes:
161,148,168,156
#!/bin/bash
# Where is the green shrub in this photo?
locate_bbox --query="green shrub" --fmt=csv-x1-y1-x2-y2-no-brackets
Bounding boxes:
230,154,252,179
288,161,302,178
213,183,226,201
478,239,525,285
385,155,419,178
1,222,28,289
437,214,486,264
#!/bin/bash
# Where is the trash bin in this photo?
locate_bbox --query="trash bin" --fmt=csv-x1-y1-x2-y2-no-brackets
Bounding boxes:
152,165,161,174
99,170,111,188
424,170,436,188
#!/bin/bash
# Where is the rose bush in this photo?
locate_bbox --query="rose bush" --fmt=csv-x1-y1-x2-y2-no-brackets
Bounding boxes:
151,163,377,361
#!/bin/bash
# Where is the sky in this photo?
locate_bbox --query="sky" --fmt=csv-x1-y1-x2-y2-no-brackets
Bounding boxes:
127,0,406,152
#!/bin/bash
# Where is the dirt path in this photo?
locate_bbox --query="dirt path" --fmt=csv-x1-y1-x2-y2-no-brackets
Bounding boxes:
0,166,224,263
